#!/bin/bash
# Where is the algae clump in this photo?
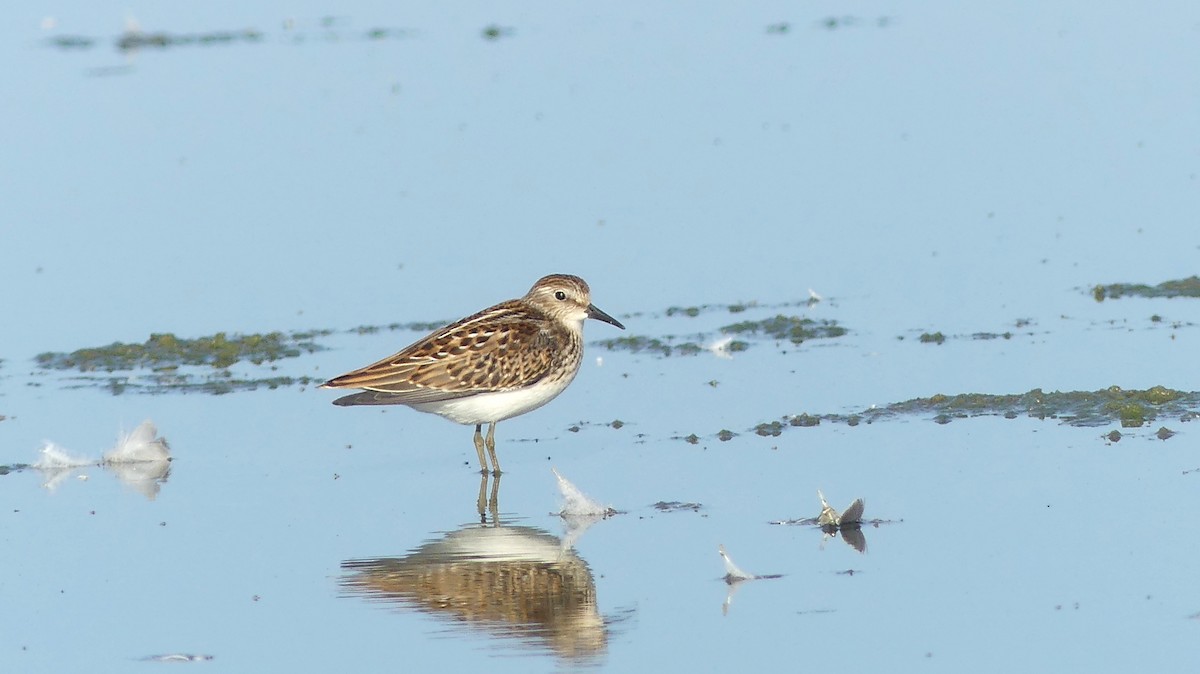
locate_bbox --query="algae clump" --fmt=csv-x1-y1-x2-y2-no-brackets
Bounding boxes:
36,331,324,372
720,315,845,344
1092,276,1200,301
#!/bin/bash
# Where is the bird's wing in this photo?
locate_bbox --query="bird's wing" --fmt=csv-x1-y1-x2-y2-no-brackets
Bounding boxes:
322,301,564,404
840,498,865,524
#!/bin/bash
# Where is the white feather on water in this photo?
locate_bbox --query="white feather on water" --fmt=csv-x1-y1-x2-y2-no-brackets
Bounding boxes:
32,442,94,492
33,442,94,469
103,420,171,463
553,468,615,552
719,544,768,615
717,544,755,582
553,468,610,517
706,336,734,360
32,420,172,498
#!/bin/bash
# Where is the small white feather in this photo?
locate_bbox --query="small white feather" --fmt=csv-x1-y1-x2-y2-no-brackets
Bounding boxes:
33,442,93,469
718,544,755,581
103,420,171,464
707,336,735,360
553,468,609,517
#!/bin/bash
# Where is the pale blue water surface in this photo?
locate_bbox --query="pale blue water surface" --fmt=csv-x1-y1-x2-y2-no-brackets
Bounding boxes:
2,1,1199,672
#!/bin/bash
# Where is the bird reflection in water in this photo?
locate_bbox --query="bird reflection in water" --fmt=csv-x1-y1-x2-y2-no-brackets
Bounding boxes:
477,472,501,524
340,473,608,663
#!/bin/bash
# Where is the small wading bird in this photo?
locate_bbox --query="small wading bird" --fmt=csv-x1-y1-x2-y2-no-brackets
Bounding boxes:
322,274,625,474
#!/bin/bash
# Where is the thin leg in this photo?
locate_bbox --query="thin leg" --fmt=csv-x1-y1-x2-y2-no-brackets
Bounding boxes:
485,422,501,475
472,424,488,474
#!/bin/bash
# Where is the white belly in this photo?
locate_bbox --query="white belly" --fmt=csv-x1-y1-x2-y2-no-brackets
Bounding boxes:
409,372,577,425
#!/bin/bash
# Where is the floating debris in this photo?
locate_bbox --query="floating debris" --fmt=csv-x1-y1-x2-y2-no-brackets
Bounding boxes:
622,297,815,322
32,442,92,490
898,318,1037,344
817,490,864,527
820,15,860,30
1092,276,1200,301
743,386,1200,433
592,310,840,357
789,414,820,428
718,544,755,583
36,331,324,372
103,421,173,499
715,542,782,580
720,315,846,345
563,419,636,435
33,330,328,395
717,544,782,616
769,491,898,555
33,442,93,470
0,463,31,476
481,24,515,40
755,421,783,437
139,653,214,662
553,469,618,551
816,491,867,553
45,16,410,55
652,501,702,512
706,336,735,359
46,34,95,49
554,469,614,518
30,421,172,499
592,334,705,357
818,16,895,30
825,525,867,554
104,420,170,463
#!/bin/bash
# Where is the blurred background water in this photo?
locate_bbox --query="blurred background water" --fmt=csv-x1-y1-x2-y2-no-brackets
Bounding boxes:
2,1,1199,672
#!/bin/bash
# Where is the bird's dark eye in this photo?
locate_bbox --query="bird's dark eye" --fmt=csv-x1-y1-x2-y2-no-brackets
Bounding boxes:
554,291,567,301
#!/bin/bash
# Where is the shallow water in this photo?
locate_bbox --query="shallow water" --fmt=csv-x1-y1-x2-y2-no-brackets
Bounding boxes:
3,2,1200,672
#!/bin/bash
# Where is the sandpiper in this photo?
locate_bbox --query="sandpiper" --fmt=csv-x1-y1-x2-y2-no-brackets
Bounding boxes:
322,274,625,474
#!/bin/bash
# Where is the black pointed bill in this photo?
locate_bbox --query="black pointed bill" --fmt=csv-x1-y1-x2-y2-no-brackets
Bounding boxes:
587,304,625,330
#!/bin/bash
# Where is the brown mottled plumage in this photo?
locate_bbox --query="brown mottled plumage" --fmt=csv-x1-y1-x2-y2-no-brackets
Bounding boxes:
322,274,624,473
